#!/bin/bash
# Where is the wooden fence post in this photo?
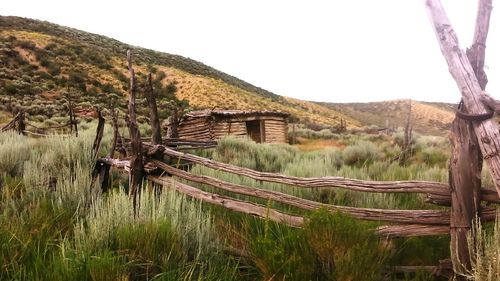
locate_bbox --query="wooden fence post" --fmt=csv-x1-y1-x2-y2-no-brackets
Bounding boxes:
17,111,26,135
449,117,482,277
426,0,492,277
145,72,162,145
92,110,105,161
126,50,144,212
449,2,493,276
90,110,108,192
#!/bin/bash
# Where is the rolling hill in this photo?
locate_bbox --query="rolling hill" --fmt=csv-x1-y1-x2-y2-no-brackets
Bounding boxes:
0,16,458,135
320,100,457,136
0,16,359,129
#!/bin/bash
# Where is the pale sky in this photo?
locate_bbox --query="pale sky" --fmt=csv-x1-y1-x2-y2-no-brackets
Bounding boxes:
2,1,499,103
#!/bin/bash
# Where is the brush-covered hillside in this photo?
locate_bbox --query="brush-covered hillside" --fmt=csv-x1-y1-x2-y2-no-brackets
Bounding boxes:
321,100,457,136
0,16,359,128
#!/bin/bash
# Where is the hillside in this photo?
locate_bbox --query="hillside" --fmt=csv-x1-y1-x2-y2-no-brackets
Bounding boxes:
320,100,457,136
0,16,359,128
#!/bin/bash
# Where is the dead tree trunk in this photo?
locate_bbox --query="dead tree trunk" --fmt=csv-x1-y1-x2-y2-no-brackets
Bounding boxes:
145,73,162,145
425,0,500,198
126,50,144,211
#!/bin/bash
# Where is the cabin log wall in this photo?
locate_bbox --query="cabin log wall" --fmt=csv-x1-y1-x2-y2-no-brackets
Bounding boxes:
174,111,289,144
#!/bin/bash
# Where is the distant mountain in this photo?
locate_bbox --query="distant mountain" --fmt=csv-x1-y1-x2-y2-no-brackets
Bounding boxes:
0,16,358,128
320,100,457,136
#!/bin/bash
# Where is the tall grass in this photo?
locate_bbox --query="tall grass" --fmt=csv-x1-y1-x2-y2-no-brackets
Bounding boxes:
464,216,500,281
0,128,484,280
0,129,238,280
185,135,454,279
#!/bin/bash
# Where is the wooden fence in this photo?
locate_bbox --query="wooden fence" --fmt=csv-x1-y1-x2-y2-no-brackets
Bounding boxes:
1,1,496,278
1,97,78,137
91,39,498,278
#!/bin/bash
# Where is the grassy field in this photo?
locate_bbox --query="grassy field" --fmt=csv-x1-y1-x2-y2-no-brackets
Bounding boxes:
0,124,497,281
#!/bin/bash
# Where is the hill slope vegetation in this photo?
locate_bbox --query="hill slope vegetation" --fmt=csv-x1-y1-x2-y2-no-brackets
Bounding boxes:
321,100,456,136
0,16,358,128
0,16,457,135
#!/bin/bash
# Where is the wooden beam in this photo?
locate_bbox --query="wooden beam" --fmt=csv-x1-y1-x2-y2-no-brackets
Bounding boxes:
159,146,450,197
151,160,452,224
425,0,500,197
147,175,304,228
466,0,493,90
376,224,449,238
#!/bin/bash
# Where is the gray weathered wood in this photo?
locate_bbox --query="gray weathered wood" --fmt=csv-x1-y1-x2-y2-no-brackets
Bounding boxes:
449,0,492,277
425,0,500,197
159,145,451,197
147,175,304,227
466,0,492,90
151,159,453,224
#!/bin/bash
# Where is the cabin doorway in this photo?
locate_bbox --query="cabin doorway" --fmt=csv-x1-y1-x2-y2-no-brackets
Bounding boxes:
246,120,265,143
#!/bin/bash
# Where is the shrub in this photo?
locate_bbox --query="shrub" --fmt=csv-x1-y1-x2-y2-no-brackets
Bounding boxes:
249,210,391,281
214,137,298,173
342,141,382,166
0,132,32,176
415,146,449,167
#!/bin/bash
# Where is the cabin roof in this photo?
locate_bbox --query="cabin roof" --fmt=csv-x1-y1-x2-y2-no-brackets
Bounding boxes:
185,110,290,119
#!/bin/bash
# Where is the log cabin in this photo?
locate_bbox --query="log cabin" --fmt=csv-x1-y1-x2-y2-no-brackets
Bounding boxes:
168,110,289,143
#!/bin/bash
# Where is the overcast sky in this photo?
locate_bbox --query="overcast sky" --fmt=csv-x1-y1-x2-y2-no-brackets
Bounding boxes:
2,1,499,103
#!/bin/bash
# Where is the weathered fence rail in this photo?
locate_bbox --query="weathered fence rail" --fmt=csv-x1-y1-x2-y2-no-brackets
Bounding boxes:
101,148,498,228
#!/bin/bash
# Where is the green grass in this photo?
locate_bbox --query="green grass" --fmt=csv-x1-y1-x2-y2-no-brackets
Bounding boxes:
0,126,492,280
